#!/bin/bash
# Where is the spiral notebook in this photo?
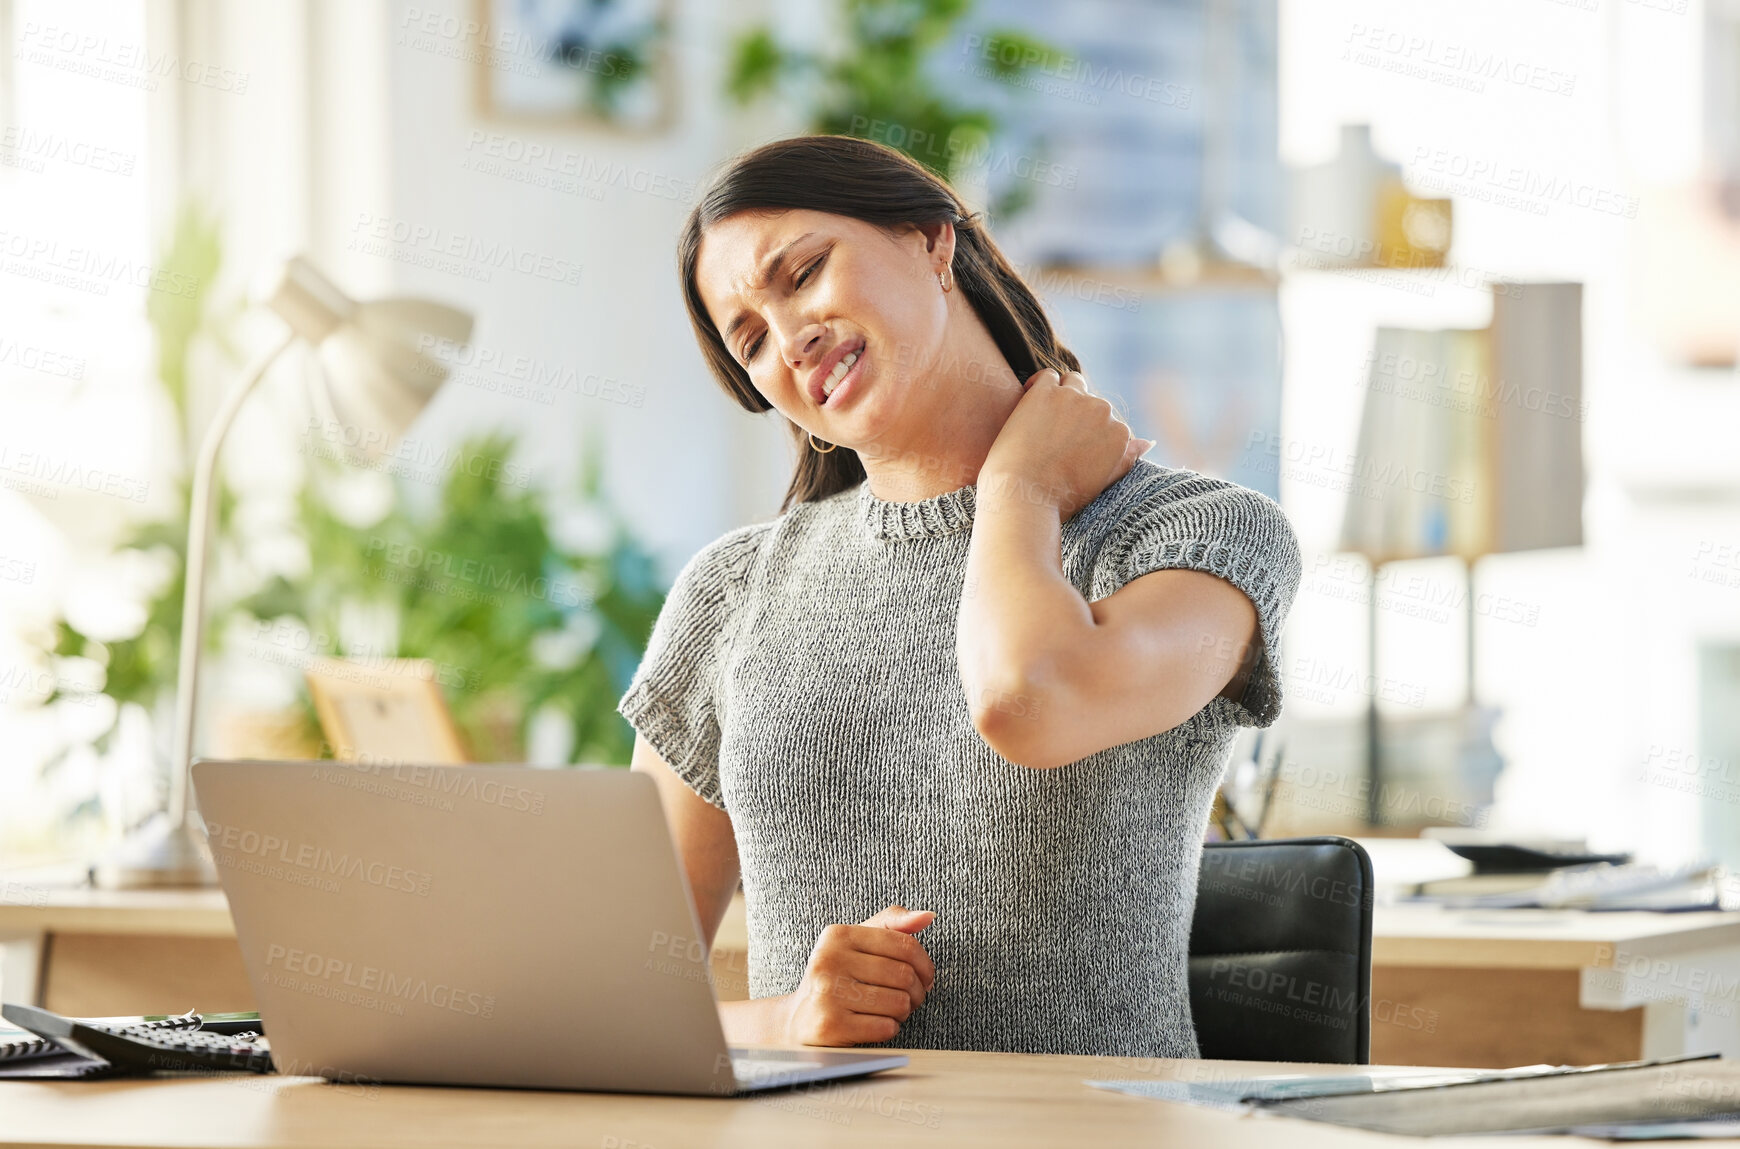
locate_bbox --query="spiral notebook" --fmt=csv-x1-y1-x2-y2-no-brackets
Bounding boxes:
0,1012,201,1080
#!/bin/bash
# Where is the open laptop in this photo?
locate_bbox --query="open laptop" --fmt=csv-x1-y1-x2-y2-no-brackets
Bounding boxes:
190,760,908,1095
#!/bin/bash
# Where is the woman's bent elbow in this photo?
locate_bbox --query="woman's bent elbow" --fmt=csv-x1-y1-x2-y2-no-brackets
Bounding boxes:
971,704,1073,769
964,659,1079,768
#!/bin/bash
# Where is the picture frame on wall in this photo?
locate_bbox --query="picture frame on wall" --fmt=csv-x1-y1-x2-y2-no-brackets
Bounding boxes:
470,0,673,133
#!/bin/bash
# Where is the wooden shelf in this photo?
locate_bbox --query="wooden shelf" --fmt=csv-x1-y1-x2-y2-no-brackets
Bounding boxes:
1033,260,1279,293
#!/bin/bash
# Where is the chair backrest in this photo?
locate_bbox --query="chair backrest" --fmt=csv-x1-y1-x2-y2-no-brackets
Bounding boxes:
1187,836,1373,1064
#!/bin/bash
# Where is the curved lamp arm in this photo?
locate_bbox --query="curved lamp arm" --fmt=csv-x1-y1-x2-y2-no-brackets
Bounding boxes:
165,329,297,828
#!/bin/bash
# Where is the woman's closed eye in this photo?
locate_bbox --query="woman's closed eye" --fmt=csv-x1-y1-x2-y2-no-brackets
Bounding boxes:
741,253,828,363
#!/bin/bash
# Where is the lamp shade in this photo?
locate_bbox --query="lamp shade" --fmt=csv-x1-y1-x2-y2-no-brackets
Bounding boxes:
1337,283,1585,563
264,256,474,459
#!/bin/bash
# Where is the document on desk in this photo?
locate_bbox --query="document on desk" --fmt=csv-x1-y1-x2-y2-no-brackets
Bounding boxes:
1255,1060,1740,1137
1088,1054,1740,1137
1566,1116,1740,1140
1087,1066,1535,1110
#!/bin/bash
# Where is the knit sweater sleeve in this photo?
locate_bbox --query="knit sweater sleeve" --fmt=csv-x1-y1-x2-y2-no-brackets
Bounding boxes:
1098,466,1302,728
616,522,769,810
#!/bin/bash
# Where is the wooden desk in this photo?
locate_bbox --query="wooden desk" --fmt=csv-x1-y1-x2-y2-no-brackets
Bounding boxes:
0,1050,1622,1148
9,883,1740,1072
1369,905,1740,1068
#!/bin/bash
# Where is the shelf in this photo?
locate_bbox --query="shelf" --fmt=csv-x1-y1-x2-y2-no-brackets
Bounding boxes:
1031,260,1279,293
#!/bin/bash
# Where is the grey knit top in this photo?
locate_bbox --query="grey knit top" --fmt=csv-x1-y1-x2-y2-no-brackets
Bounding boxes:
617,459,1301,1058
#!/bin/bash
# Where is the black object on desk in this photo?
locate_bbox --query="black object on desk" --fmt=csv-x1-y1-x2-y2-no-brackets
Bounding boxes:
1444,842,1632,873
0,1005,272,1078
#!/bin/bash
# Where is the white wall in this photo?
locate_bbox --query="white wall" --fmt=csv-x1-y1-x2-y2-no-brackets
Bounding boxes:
178,0,800,577
372,0,795,571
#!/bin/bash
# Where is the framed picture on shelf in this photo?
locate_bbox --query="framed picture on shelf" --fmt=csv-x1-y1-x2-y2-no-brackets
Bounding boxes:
471,0,673,132
305,658,469,765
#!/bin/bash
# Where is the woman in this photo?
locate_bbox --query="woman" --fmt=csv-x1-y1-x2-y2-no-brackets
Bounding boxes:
618,135,1301,1058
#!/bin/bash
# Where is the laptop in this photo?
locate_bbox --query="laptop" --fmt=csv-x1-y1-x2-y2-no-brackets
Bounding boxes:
190,759,908,1095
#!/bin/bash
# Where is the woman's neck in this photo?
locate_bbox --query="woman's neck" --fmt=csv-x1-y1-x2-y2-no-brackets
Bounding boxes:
852,295,1031,503
858,374,1024,503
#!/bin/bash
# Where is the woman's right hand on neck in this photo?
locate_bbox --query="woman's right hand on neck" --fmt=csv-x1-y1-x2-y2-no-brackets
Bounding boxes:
979,368,1151,523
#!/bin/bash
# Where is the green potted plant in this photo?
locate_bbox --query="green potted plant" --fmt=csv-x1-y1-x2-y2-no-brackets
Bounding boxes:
727,0,1060,216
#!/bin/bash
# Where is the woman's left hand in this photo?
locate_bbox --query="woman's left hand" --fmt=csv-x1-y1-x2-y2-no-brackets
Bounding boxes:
979,369,1152,522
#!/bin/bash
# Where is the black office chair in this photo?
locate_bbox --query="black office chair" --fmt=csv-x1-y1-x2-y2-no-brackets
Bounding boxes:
1187,836,1374,1064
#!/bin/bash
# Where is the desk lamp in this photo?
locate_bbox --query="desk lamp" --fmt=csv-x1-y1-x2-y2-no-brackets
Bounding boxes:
90,256,473,888
1337,283,1583,826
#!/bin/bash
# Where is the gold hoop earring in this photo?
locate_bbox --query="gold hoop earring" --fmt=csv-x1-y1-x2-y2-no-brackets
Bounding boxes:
937,265,954,293
808,432,837,454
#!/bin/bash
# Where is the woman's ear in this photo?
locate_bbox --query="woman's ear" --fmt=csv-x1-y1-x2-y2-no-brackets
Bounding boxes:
915,219,957,277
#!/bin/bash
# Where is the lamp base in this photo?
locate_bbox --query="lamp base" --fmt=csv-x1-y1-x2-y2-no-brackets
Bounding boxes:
89,812,218,889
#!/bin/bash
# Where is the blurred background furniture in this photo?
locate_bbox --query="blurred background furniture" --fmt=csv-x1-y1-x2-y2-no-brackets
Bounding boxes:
0,872,248,1017
1369,904,1740,1068
1337,284,1585,829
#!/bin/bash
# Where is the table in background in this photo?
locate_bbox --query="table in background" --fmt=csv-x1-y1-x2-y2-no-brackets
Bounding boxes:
0,875,744,1017
1369,904,1740,1067
0,878,252,1016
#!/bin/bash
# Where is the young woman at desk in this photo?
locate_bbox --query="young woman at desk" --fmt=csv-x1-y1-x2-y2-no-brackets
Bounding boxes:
621,136,1300,1058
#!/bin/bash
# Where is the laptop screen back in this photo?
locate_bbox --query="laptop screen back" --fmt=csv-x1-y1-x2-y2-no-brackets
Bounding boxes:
192,760,736,1094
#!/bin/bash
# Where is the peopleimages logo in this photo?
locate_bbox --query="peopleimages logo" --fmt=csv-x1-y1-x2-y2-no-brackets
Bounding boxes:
301,417,534,489
266,944,496,1019
1242,431,1478,506
321,760,546,815
348,212,582,287
0,446,150,502
0,337,86,380
0,127,136,176
14,21,251,93
363,538,590,609
203,821,435,896
0,228,201,299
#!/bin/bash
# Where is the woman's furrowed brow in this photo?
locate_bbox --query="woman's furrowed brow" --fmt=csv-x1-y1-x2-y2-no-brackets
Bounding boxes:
722,231,815,343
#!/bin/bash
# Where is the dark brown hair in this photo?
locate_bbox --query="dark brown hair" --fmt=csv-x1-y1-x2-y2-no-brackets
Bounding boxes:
678,135,1080,513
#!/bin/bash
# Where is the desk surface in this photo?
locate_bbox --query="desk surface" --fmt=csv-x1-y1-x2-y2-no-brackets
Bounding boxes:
0,1050,1629,1149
